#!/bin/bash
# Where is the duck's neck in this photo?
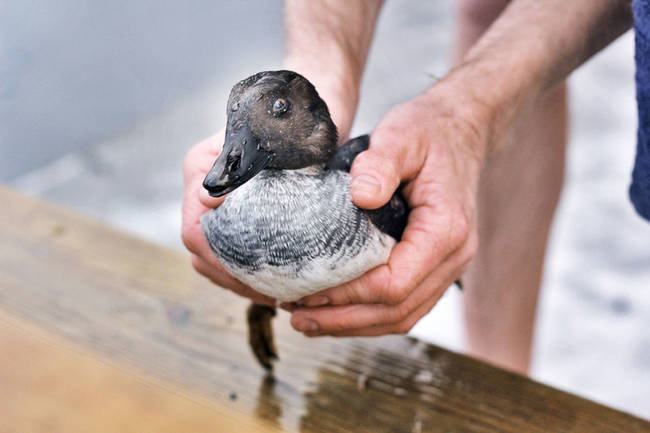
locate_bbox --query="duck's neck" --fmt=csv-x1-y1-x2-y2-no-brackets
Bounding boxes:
287,165,326,176
258,164,326,178
228,164,331,201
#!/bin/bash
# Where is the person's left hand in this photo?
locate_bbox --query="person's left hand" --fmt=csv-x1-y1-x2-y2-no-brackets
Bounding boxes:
285,84,489,336
182,131,278,306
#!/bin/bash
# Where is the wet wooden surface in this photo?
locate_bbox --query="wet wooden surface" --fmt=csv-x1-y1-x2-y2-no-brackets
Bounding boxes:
0,185,648,433
0,309,275,433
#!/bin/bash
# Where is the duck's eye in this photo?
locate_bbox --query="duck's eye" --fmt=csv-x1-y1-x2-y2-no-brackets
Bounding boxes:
272,98,288,114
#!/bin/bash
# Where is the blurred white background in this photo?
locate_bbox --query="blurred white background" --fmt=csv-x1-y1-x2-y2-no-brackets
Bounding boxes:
2,1,648,419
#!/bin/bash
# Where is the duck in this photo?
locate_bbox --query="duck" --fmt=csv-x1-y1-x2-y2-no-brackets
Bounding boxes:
201,70,409,370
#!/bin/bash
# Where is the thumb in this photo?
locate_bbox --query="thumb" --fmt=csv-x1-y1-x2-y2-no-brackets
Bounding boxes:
349,150,401,210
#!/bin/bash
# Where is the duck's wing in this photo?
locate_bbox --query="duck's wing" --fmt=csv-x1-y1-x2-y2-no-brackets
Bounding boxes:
327,134,371,172
327,135,409,241
329,136,462,290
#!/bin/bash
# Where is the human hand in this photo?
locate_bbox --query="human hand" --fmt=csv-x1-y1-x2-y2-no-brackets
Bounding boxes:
288,82,490,336
181,130,276,306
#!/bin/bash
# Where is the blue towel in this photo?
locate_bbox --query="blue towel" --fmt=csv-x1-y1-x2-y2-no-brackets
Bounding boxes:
632,0,650,220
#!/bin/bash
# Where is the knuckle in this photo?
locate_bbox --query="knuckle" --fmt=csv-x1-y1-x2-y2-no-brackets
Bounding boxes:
351,149,371,165
350,153,372,178
353,152,400,186
343,286,362,305
397,314,420,335
462,232,479,264
374,115,408,141
450,215,471,246
456,235,479,276
336,272,374,305
372,155,400,188
183,145,201,176
384,277,410,306
392,301,412,322
189,254,203,272
394,320,414,335
183,145,197,162
383,160,401,190
181,226,200,253
327,315,359,333
181,231,192,252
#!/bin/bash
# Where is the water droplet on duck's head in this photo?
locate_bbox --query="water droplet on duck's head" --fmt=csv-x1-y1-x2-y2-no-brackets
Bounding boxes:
231,102,239,112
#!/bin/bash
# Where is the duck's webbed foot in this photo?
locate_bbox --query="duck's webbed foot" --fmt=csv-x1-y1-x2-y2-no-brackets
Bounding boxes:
247,303,278,370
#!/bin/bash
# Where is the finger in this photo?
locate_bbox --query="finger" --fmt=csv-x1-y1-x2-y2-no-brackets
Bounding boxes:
381,204,463,300
304,262,462,337
190,253,248,293
183,133,223,185
314,282,448,337
299,265,389,307
292,246,463,333
191,254,276,306
182,170,232,255
297,229,476,335
182,174,275,305
299,205,460,307
349,151,401,210
199,184,226,209
184,135,227,209
181,176,212,255
291,304,377,333
349,123,425,209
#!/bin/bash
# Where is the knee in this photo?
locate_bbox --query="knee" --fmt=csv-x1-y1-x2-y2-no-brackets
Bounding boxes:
456,0,511,28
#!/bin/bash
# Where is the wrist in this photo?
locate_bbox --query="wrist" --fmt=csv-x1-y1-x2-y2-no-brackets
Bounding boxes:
417,76,494,165
284,55,360,141
424,55,543,157
282,0,382,140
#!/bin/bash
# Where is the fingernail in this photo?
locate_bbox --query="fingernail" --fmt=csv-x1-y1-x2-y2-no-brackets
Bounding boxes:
351,175,381,197
294,318,319,332
304,296,330,307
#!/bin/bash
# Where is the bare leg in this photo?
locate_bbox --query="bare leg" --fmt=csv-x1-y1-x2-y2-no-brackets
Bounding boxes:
454,0,567,374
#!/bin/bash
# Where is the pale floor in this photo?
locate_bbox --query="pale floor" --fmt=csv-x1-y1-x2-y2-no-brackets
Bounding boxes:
4,1,649,419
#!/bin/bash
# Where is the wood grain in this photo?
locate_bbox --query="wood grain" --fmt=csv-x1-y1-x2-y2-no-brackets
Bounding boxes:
0,185,648,433
0,310,277,433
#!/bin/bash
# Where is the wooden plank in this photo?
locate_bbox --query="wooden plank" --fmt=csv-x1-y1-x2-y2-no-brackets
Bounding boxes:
0,185,648,433
0,309,277,433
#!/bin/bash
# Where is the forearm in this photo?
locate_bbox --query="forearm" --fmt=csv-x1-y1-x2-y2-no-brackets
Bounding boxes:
283,0,383,139
435,0,632,154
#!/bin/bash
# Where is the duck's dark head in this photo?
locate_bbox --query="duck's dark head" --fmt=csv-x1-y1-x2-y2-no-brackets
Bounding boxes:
203,70,338,197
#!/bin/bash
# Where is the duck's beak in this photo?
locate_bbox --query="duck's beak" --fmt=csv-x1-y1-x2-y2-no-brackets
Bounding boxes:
203,124,273,197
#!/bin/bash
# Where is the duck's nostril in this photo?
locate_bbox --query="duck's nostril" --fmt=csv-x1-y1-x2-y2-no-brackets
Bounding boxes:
227,153,241,172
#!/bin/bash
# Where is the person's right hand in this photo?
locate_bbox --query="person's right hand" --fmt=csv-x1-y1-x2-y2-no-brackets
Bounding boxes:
288,81,488,336
181,130,277,306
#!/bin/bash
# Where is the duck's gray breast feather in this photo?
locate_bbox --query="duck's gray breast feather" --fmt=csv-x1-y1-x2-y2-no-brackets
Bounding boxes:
201,169,394,301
